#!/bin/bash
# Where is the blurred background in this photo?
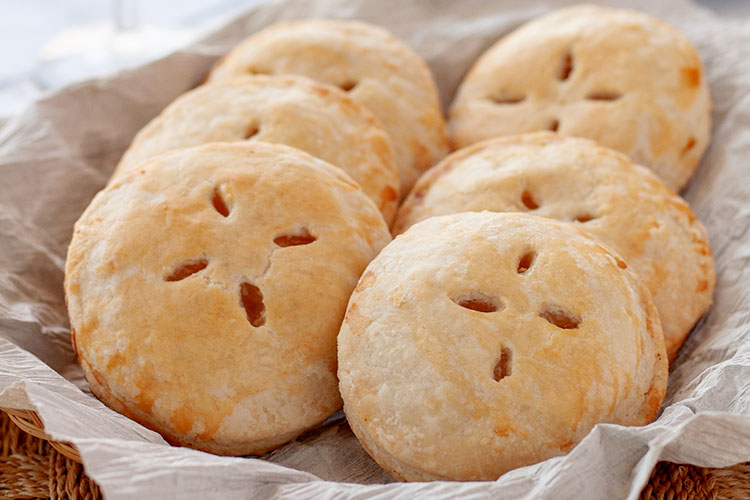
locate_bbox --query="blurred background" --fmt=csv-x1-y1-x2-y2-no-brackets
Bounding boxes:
0,0,747,123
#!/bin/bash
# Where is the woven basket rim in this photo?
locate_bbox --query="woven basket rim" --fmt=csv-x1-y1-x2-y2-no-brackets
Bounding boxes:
3,404,750,500
2,406,82,463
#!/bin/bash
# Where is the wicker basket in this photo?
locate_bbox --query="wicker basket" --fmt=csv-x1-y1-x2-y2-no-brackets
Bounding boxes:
1,407,749,499
0,409,99,500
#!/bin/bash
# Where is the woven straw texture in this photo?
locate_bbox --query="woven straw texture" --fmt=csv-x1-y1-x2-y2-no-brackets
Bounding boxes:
0,410,100,500
1,409,748,499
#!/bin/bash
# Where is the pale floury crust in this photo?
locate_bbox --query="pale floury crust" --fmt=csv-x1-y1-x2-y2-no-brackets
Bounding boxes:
113,75,400,225
449,5,711,192
65,142,391,456
394,132,715,362
208,19,449,195
339,212,668,481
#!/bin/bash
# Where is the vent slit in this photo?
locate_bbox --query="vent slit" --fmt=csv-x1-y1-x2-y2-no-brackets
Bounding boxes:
240,282,266,327
521,190,539,210
539,305,580,329
559,52,573,80
585,91,621,101
212,186,230,217
274,228,316,247
517,250,536,274
493,347,513,381
165,258,209,282
452,292,502,313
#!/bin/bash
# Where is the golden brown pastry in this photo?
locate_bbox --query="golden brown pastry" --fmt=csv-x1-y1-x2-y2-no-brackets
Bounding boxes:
208,19,449,195
339,212,668,481
66,142,391,455
449,5,711,192
394,132,715,362
113,75,400,224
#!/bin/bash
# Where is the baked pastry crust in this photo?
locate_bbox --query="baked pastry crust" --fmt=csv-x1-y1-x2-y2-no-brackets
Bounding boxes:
449,5,711,192
394,132,715,362
208,19,449,195
339,212,668,481
66,142,391,455
114,75,400,224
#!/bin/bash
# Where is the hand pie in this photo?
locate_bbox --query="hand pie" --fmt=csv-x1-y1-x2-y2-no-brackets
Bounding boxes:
114,75,399,224
339,212,667,481
66,142,391,455
395,132,715,361
449,5,711,191
208,19,448,195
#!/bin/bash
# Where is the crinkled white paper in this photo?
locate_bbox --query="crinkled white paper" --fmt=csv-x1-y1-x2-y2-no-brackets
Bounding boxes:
1,0,750,498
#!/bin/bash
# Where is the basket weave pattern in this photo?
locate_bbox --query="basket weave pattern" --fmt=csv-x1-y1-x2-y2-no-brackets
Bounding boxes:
0,410,99,500
1,408,748,499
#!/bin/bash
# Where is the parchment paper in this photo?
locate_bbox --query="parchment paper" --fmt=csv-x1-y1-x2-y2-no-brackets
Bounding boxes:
1,0,750,498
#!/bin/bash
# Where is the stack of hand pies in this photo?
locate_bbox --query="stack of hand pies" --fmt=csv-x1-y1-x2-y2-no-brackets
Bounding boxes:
65,5,716,482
